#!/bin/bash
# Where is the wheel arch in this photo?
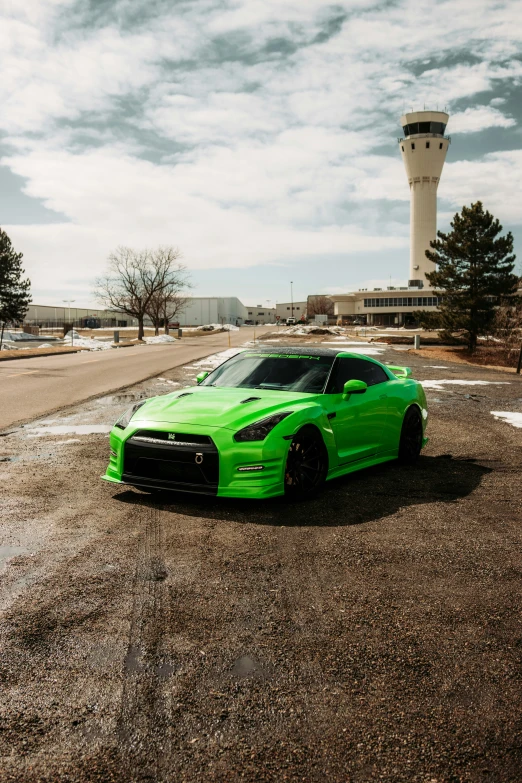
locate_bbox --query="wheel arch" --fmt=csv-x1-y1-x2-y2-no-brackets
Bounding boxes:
287,422,330,472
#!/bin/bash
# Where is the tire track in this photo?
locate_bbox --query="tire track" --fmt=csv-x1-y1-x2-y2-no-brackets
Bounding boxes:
117,500,173,782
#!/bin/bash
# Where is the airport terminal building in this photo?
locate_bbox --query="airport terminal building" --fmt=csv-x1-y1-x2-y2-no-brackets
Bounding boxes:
329,288,442,326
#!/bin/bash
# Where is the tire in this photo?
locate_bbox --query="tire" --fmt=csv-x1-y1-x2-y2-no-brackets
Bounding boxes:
284,426,328,499
398,406,423,464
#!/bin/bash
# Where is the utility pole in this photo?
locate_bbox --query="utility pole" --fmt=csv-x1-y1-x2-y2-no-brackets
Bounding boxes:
290,281,294,318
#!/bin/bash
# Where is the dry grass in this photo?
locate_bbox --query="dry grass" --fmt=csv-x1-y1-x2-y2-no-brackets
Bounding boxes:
411,345,520,373
0,346,89,361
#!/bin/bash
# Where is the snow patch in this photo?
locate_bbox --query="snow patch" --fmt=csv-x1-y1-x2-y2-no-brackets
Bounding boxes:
422,380,510,391
322,342,385,355
144,334,177,344
491,411,522,428
26,425,112,436
187,323,240,332
62,335,112,350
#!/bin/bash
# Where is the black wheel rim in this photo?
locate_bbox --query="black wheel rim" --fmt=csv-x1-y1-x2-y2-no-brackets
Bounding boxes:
403,413,423,459
285,436,324,492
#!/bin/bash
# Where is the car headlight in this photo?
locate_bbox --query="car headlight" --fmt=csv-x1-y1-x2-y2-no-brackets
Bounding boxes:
234,412,293,442
114,400,147,430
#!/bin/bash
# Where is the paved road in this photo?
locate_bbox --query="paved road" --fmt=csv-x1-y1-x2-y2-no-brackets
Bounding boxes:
0,327,262,430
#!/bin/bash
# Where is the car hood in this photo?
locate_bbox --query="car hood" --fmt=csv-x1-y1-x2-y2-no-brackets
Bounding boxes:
131,386,317,430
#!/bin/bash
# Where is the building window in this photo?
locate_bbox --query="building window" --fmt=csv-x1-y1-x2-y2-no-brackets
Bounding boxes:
401,145,404,151
296,307,300,310
258,312,264,315
287,307,290,310
426,141,430,149
439,143,443,149
411,143,415,150
248,311,252,315
361,295,441,309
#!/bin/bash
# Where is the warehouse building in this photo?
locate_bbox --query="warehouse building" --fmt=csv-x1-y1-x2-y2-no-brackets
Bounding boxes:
23,297,249,329
177,297,247,326
275,301,308,322
244,306,276,325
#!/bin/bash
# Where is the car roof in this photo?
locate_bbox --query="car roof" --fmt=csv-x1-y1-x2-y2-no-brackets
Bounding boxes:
249,344,390,366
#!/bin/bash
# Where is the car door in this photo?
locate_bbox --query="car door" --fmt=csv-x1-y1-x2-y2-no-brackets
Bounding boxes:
325,357,390,464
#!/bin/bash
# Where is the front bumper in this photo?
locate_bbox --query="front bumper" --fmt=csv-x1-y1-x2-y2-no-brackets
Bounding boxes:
102,421,288,499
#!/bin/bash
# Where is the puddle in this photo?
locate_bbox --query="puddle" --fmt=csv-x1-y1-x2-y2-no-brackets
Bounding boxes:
124,644,143,673
231,654,264,678
0,545,28,572
123,645,176,679
155,661,176,680
25,425,112,436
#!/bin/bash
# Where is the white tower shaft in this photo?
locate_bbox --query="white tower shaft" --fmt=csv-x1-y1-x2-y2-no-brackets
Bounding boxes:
399,111,450,286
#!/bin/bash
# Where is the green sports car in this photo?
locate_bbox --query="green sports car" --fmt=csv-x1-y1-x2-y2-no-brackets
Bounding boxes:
102,346,428,500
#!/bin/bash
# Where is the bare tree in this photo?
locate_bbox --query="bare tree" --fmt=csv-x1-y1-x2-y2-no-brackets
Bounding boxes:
307,295,334,319
94,246,186,340
146,265,192,335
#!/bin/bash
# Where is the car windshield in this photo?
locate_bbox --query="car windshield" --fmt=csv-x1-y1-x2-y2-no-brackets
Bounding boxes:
200,352,334,393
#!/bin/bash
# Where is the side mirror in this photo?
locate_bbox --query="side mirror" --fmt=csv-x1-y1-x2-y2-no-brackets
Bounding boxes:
342,379,367,399
196,371,209,384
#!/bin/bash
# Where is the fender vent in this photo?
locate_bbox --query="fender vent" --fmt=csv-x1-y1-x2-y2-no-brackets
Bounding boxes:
240,397,261,404
176,393,193,399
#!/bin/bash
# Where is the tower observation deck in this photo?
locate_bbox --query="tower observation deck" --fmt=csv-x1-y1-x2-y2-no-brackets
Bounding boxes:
399,110,450,287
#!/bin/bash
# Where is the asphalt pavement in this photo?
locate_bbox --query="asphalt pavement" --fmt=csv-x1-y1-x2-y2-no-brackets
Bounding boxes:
0,327,261,431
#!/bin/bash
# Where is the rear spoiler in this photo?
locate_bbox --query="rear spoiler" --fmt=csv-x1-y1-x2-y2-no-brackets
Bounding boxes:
386,365,412,379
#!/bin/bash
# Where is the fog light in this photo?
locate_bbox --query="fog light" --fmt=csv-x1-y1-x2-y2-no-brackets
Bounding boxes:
237,465,265,472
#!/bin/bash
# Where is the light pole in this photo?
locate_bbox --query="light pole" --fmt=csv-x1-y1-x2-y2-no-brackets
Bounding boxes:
63,299,75,345
290,282,294,319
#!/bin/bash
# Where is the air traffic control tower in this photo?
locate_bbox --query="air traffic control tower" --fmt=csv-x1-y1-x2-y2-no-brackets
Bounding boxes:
399,110,450,287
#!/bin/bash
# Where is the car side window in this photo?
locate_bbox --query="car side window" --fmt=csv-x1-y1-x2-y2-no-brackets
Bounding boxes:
326,358,389,394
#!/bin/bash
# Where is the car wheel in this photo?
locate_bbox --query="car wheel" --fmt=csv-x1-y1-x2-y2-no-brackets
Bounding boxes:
398,406,423,464
284,426,328,499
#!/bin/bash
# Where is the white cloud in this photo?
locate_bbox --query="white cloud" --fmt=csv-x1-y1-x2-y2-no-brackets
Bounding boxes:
3,143,408,301
450,105,516,133
441,150,522,222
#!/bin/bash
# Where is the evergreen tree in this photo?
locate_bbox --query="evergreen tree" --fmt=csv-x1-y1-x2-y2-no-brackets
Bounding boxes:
0,228,31,348
418,202,518,352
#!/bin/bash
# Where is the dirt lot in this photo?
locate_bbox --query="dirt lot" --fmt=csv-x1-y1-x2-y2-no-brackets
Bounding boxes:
0,342,521,782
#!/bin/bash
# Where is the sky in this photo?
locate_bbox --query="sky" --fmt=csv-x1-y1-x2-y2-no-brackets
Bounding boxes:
1,0,521,308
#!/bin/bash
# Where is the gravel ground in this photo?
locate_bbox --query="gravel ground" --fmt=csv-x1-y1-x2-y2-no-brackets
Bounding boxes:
0,343,521,782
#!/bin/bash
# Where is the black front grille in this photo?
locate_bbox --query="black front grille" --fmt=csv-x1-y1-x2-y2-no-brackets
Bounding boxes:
123,433,218,494
132,430,213,446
